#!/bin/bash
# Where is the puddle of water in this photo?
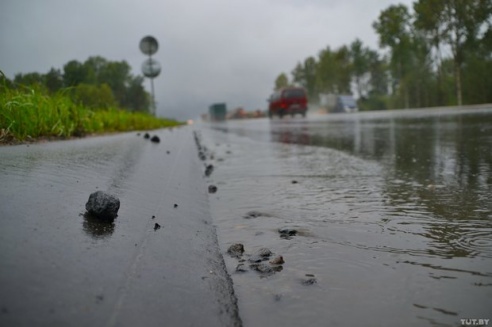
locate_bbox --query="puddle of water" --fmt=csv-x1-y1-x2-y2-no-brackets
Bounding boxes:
199,109,492,326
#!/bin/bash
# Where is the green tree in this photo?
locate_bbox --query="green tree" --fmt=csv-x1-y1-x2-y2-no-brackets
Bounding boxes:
358,50,390,111
13,72,45,87
63,60,87,87
291,57,317,101
274,72,289,90
44,68,63,93
124,76,151,112
414,0,492,105
367,50,389,97
349,39,372,98
373,4,414,108
82,56,109,85
73,83,117,109
316,46,352,95
97,60,131,106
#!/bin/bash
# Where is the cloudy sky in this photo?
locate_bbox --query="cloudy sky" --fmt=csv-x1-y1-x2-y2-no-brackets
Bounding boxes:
1,0,414,120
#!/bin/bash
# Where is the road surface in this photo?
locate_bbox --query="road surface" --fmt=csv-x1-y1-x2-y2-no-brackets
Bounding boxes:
0,128,241,327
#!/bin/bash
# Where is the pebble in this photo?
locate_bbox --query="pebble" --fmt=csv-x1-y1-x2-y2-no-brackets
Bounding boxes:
269,255,285,265
302,278,317,285
85,191,120,221
248,255,264,263
154,223,161,231
249,263,273,274
243,211,266,219
227,243,245,257
256,248,272,257
150,135,160,143
235,264,247,273
279,227,297,237
205,164,214,177
208,185,218,194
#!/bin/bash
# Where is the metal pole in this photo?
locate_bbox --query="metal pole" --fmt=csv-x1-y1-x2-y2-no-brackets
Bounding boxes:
150,77,155,116
148,54,156,116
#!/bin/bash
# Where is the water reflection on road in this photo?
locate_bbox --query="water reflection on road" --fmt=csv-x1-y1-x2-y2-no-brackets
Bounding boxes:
201,107,492,327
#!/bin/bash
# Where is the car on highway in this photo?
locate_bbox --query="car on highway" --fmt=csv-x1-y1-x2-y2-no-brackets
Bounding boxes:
334,95,358,113
268,87,308,118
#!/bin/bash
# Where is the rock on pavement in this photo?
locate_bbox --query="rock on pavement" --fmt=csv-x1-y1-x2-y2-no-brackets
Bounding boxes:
85,191,120,221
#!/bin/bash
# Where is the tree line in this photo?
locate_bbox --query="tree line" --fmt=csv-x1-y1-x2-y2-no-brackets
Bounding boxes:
275,0,492,111
2,56,151,112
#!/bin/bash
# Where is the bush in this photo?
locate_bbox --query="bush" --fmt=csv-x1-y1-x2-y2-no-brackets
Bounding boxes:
73,83,118,109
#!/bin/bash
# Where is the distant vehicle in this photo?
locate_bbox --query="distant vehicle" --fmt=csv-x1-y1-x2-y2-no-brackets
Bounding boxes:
209,103,227,121
268,87,308,118
319,93,358,113
334,95,358,113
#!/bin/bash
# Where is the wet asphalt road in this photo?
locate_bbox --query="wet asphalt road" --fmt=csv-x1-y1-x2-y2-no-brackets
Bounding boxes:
1,106,491,327
199,106,492,327
0,128,240,327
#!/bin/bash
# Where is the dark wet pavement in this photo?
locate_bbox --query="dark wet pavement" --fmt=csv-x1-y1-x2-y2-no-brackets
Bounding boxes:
1,107,491,327
0,129,241,327
199,106,492,327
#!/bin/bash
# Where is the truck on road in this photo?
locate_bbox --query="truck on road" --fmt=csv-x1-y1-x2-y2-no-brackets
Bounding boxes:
209,103,227,121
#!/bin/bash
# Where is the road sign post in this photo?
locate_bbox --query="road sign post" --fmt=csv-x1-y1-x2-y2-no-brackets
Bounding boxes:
139,36,161,116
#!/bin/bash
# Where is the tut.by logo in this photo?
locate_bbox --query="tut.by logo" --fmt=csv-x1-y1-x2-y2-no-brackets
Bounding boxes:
461,319,490,326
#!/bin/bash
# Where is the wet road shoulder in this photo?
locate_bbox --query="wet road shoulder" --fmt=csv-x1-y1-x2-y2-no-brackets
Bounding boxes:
0,128,242,327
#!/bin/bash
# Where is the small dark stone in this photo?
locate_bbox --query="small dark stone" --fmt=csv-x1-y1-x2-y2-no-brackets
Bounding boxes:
85,191,120,221
150,135,160,143
291,180,298,184
152,215,156,219
205,164,214,177
174,204,178,208
256,248,272,258
302,278,317,285
227,243,244,257
154,223,161,231
243,211,262,219
208,185,218,194
243,211,271,219
269,255,285,265
279,228,297,237
248,255,264,263
235,264,248,273
144,133,150,139
166,151,170,154
249,263,274,275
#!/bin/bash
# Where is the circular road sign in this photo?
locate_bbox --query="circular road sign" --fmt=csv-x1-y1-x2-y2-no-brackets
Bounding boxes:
141,58,161,78
139,36,158,55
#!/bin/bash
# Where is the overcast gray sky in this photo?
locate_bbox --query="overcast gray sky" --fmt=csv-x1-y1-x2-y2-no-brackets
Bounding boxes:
1,0,414,120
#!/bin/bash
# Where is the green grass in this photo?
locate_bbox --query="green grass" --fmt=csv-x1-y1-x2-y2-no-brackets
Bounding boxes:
0,86,183,142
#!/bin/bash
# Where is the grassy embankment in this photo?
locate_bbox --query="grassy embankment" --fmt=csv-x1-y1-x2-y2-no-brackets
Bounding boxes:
0,86,183,143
